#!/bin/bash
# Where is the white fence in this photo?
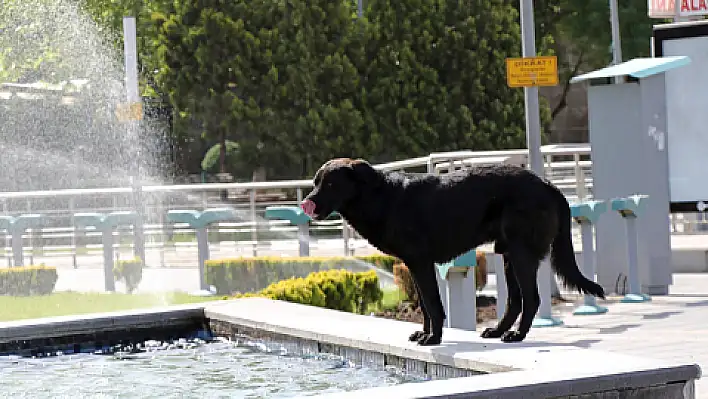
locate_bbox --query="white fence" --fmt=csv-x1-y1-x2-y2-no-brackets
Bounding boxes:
0,143,703,268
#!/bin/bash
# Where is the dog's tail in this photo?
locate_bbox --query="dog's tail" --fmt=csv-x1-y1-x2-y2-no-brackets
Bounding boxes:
548,183,606,299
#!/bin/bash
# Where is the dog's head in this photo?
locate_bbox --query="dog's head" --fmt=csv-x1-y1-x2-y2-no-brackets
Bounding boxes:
300,158,381,220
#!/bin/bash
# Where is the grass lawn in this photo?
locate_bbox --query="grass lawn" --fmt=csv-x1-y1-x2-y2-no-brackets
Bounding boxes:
0,287,407,323
0,292,221,322
370,287,406,313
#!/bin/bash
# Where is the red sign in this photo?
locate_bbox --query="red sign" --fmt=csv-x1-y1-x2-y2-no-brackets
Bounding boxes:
649,0,708,17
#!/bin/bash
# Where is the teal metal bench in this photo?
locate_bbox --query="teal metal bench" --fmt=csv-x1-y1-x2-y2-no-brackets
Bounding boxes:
264,206,313,257
74,211,140,292
0,214,43,267
166,208,238,293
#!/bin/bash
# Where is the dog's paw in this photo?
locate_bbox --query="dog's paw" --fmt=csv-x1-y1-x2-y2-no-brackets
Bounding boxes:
480,328,504,339
500,331,526,343
416,334,442,346
408,330,427,342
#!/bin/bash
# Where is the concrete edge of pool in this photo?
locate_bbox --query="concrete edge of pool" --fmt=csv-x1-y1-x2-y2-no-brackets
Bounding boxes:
0,298,700,399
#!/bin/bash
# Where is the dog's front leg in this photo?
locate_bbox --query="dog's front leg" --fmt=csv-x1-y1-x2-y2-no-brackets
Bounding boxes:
407,261,446,346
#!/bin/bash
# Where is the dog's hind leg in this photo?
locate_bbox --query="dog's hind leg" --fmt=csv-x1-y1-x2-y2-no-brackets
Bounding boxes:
499,245,541,343
480,256,522,339
408,279,431,342
407,261,446,346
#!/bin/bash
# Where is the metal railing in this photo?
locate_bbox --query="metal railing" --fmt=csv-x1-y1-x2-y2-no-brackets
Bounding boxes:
0,143,702,268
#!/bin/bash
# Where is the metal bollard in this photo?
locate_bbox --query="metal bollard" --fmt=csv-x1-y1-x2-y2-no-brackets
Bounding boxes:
571,201,609,315
532,259,563,327
264,206,312,257
611,195,652,303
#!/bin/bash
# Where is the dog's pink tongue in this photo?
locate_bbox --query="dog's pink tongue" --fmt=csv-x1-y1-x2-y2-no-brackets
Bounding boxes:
300,199,316,217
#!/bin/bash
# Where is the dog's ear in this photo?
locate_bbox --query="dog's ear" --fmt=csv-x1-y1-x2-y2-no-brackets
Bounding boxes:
350,159,382,186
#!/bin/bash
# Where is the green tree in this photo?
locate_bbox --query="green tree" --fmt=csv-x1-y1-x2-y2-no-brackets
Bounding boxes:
360,0,549,163
152,1,249,175
546,0,661,119
265,0,367,177
0,0,96,83
80,0,167,99
153,0,366,179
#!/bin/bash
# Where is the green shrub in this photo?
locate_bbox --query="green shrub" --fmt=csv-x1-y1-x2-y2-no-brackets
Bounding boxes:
354,254,399,272
114,258,143,294
243,276,328,308
354,269,385,313
0,265,58,296
205,256,393,295
235,269,382,313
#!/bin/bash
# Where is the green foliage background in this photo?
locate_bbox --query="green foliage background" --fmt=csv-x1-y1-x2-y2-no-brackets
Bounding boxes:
1,0,666,179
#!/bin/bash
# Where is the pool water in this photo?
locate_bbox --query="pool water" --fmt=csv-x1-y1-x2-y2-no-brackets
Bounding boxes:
0,337,424,398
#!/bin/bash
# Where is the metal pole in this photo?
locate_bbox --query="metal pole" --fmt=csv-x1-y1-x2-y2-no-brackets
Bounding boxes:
608,0,623,83
297,224,310,257
520,0,560,327
11,229,23,267
520,0,543,176
102,227,116,292
250,190,258,256
580,222,599,307
123,17,146,264
123,16,140,113
195,227,209,291
624,215,640,295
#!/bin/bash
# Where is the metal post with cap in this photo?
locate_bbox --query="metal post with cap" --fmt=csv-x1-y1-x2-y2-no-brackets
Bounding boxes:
517,0,563,328
122,16,146,265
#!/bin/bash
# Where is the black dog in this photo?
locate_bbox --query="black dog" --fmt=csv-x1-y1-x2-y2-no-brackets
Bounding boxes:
301,158,605,346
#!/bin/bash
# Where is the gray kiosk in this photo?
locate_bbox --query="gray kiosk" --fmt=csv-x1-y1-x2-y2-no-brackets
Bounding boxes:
570,56,690,296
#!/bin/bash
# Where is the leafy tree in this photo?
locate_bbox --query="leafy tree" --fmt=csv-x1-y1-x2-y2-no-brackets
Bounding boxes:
153,0,366,178
152,1,247,175
0,0,99,83
360,0,551,163
545,0,661,119
79,0,167,98
263,0,367,177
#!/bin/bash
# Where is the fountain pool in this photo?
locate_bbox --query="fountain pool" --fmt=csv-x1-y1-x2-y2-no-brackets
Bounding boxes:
1,336,424,398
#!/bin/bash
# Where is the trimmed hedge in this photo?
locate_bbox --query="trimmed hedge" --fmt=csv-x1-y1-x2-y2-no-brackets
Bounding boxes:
236,269,383,314
354,254,398,272
205,255,395,295
114,258,143,294
0,265,58,296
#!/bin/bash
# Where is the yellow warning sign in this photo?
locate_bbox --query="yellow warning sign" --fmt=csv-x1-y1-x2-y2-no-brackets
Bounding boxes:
115,102,143,122
506,56,559,88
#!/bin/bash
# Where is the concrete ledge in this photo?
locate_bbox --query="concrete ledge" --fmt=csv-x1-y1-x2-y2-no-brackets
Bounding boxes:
0,298,700,398
0,304,205,343
0,304,206,355
204,298,701,399
312,373,695,399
